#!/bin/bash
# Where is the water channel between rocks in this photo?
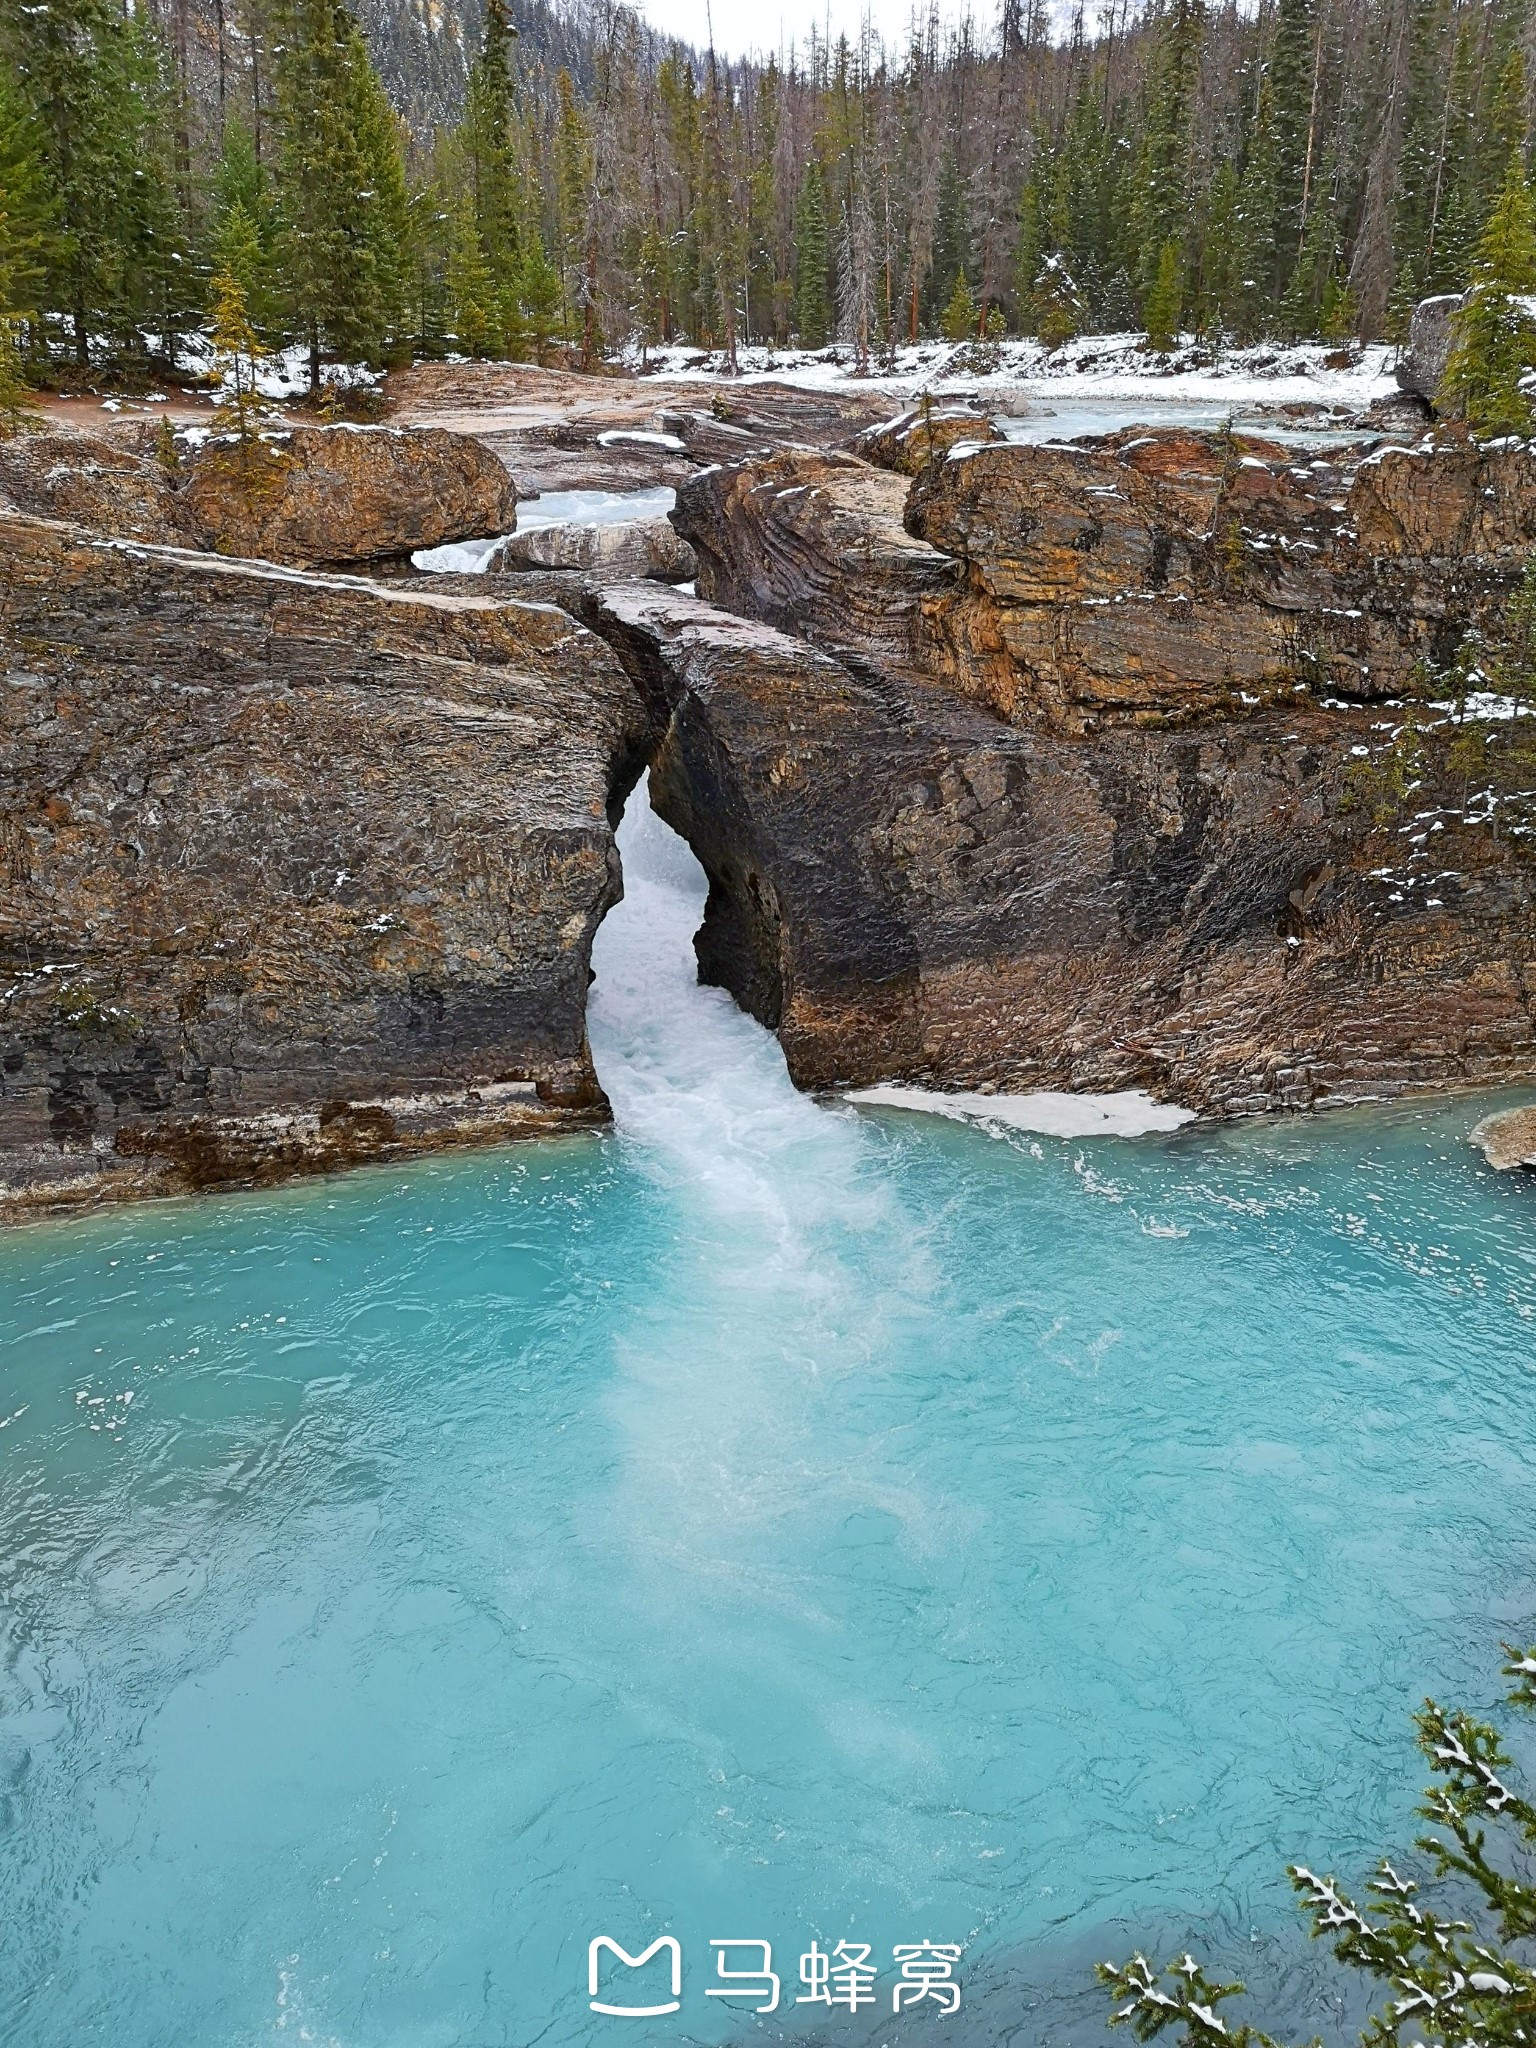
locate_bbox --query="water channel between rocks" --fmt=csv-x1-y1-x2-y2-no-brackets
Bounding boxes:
3,415,1534,2048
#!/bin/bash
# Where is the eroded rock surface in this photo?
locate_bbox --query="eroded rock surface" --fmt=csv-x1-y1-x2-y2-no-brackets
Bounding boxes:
0,421,517,567
176,423,516,564
490,514,695,582
0,429,192,546
572,581,1536,1116
673,427,1531,731
0,512,651,1214
1473,1103,1536,1168
852,404,1006,474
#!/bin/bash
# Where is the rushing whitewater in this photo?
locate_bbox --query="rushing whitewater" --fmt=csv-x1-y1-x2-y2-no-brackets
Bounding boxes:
2,782,1535,2048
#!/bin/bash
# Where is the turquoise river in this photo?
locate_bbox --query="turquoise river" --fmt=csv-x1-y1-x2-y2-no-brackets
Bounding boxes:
2,782,1535,2048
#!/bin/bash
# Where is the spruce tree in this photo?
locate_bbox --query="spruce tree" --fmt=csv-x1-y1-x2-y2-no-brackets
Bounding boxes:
924,152,971,328
1233,79,1281,341
552,69,591,344
460,0,525,351
794,161,829,346
1266,0,1317,290
1441,152,1536,438
0,67,50,327
270,0,409,393
4,0,186,368
0,319,37,435
1131,0,1204,301
1143,240,1182,349
941,271,977,341
445,190,498,356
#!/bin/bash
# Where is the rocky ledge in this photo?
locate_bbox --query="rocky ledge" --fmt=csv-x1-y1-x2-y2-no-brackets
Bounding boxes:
565,579,1536,1114
673,426,1536,730
0,512,649,1216
1473,1104,1536,1169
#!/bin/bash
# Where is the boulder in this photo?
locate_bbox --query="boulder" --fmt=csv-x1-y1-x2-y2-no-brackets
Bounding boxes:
488,513,696,582
573,581,1536,1117
1397,294,1461,405
0,422,519,570
1472,1104,1536,1169
0,511,653,1215
852,405,1006,474
176,423,517,565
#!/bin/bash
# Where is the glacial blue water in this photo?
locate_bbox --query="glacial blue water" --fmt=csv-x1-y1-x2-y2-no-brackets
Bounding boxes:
2,784,1536,2048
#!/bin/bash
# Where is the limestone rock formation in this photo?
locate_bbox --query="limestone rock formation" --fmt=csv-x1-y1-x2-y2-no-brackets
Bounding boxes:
0,421,517,568
489,513,696,582
852,404,1006,474
0,511,651,1214
0,429,192,547
673,427,1530,732
1397,294,1461,405
572,581,1536,1116
1473,1104,1536,1168
176,423,517,565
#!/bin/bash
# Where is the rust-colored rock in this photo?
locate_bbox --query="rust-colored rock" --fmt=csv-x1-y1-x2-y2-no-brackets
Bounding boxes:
0,428,191,546
175,423,517,565
0,512,651,1215
0,421,518,569
852,404,1006,474
675,448,964,683
673,426,1521,732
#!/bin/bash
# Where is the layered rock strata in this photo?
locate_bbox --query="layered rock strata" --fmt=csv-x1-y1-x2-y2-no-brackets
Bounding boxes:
489,514,695,582
569,578,1536,1116
0,513,650,1214
673,427,1534,731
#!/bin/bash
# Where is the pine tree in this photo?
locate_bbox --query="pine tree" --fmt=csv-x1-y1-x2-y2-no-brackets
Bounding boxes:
1029,252,1085,347
270,0,409,394
4,0,186,368
459,0,526,351
211,125,276,328
794,161,829,346
0,67,51,327
1131,0,1204,300
0,317,37,436
924,151,971,328
941,270,977,341
1441,152,1536,438
1266,0,1317,290
1100,1642,1536,2048
519,235,562,364
445,191,498,356
1233,78,1281,341
1143,239,1182,349
207,265,264,439
552,69,592,344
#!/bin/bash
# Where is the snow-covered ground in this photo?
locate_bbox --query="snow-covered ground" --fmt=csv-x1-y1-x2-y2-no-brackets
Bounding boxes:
631,333,1400,410
845,1083,1198,1139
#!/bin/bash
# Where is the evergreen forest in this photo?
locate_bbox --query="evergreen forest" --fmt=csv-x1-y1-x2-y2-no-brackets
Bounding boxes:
2,0,1536,391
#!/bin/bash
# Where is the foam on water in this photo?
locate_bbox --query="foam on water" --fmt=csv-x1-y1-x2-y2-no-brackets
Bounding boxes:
2,781,1536,2048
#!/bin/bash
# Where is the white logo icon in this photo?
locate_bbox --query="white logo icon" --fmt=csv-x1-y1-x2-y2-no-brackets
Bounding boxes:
587,1935,682,2016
